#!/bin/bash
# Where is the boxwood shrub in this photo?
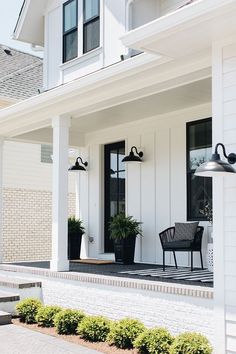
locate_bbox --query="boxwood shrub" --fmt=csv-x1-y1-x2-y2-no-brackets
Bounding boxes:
36,305,62,327
78,315,111,342
134,327,174,354
169,332,213,354
108,318,145,349
16,298,42,324
54,309,85,335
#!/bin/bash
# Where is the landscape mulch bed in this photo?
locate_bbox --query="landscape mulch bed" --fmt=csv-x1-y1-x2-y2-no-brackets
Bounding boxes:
12,318,138,354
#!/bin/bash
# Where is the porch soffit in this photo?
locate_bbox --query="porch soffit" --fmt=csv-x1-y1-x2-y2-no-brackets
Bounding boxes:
121,0,236,58
0,50,211,141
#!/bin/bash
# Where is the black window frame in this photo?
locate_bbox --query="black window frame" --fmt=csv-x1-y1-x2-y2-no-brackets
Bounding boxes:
63,0,78,63
83,0,100,54
186,117,212,221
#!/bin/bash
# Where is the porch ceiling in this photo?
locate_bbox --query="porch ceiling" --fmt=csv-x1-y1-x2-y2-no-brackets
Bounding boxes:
121,0,236,58
14,77,211,146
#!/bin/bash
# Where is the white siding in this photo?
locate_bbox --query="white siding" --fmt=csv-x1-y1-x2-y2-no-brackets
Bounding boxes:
213,40,236,354
3,141,75,193
79,103,211,266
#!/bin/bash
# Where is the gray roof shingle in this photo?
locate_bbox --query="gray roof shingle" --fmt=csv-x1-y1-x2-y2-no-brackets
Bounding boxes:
0,45,43,101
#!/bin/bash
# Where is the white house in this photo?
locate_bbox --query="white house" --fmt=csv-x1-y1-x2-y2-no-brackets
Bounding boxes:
0,45,76,262
0,0,236,351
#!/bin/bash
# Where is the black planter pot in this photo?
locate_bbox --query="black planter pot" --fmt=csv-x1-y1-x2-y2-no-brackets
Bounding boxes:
113,234,136,264
68,231,82,260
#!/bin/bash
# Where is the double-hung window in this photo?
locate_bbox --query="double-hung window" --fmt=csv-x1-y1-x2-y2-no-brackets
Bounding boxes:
63,0,78,63
186,118,212,221
83,0,100,53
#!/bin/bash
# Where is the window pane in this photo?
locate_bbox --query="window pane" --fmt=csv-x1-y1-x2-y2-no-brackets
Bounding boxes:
41,144,53,164
83,18,100,53
84,0,99,21
64,0,77,32
64,31,78,62
188,173,212,219
187,119,212,220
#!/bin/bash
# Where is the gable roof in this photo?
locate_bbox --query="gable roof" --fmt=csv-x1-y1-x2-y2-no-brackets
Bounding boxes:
13,0,47,47
0,45,43,101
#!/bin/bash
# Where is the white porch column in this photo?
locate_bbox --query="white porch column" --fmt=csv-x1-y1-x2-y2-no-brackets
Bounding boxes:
212,39,236,354
0,138,4,263
50,116,71,271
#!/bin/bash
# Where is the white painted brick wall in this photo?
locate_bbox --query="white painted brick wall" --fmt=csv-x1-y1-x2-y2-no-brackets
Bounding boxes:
0,270,213,341
43,279,213,340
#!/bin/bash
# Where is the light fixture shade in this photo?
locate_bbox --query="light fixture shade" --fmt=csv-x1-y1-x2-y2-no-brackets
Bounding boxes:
195,152,236,177
68,164,87,172
68,157,88,172
122,146,143,163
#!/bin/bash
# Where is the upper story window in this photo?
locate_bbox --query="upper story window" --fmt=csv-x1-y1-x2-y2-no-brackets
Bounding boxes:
83,0,100,54
186,118,212,221
63,0,78,63
62,0,100,63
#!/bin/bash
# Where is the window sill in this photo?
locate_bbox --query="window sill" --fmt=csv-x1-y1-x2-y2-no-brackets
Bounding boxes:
60,47,103,70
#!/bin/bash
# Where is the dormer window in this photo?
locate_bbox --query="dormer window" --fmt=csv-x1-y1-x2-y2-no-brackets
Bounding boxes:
83,0,100,54
63,0,78,63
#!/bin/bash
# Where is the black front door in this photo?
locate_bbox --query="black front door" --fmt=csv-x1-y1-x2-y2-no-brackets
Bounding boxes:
104,141,125,253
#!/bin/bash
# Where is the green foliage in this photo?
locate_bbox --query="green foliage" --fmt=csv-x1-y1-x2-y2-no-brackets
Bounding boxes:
36,305,62,328
78,315,111,342
108,318,145,349
169,332,213,354
16,298,42,324
68,216,85,235
54,309,85,335
134,327,174,354
109,213,142,240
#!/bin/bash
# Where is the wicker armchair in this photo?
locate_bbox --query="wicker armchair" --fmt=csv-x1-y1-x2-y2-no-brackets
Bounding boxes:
159,226,204,271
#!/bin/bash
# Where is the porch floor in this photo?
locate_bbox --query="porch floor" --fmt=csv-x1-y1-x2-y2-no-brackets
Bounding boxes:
10,261,213,288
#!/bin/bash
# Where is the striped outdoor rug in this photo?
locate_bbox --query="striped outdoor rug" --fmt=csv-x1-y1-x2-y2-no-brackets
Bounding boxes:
119,267,213,283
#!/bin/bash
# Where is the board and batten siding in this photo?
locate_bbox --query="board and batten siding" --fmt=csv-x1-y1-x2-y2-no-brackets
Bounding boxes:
213,40,236,354
78,103,211,266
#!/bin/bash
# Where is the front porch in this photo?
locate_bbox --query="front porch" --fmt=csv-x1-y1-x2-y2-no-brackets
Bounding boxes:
3,261,213,288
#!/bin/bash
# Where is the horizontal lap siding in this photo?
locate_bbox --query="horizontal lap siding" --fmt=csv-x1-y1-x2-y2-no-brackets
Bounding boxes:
223,42,236,353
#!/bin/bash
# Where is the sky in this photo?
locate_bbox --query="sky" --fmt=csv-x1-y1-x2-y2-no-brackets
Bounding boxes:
0,0,41,56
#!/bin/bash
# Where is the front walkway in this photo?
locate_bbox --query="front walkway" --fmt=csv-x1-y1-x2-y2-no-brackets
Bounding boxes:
0,324,102,354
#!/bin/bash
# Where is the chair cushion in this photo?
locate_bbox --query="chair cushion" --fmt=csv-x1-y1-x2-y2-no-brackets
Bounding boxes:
164,240,193,250
174,222,199,241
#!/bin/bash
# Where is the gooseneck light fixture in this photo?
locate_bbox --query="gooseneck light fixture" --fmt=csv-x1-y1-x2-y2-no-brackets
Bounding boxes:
122,146,143,163
195,143,236,177
68,156,88,172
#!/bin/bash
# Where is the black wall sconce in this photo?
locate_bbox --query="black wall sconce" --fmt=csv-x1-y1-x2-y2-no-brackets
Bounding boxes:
122,146,143,163
68,157,88,172
195,143,236,177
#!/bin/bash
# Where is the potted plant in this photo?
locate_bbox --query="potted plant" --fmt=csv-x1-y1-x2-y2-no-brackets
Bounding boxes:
109,213,142,264
68,216,85,260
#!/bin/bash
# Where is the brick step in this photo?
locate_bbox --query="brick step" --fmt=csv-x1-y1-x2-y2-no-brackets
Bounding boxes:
0,311,11,325
0,276,41,289
0,290,20,303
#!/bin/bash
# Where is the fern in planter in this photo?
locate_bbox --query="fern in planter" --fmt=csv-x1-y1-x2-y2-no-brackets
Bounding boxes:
109,214,142,264
109,213,142,240
68,216,85,235
68,216,85,260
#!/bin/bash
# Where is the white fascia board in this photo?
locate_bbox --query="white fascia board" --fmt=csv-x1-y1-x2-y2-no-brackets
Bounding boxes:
0,53,168,135
121,0,236,53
